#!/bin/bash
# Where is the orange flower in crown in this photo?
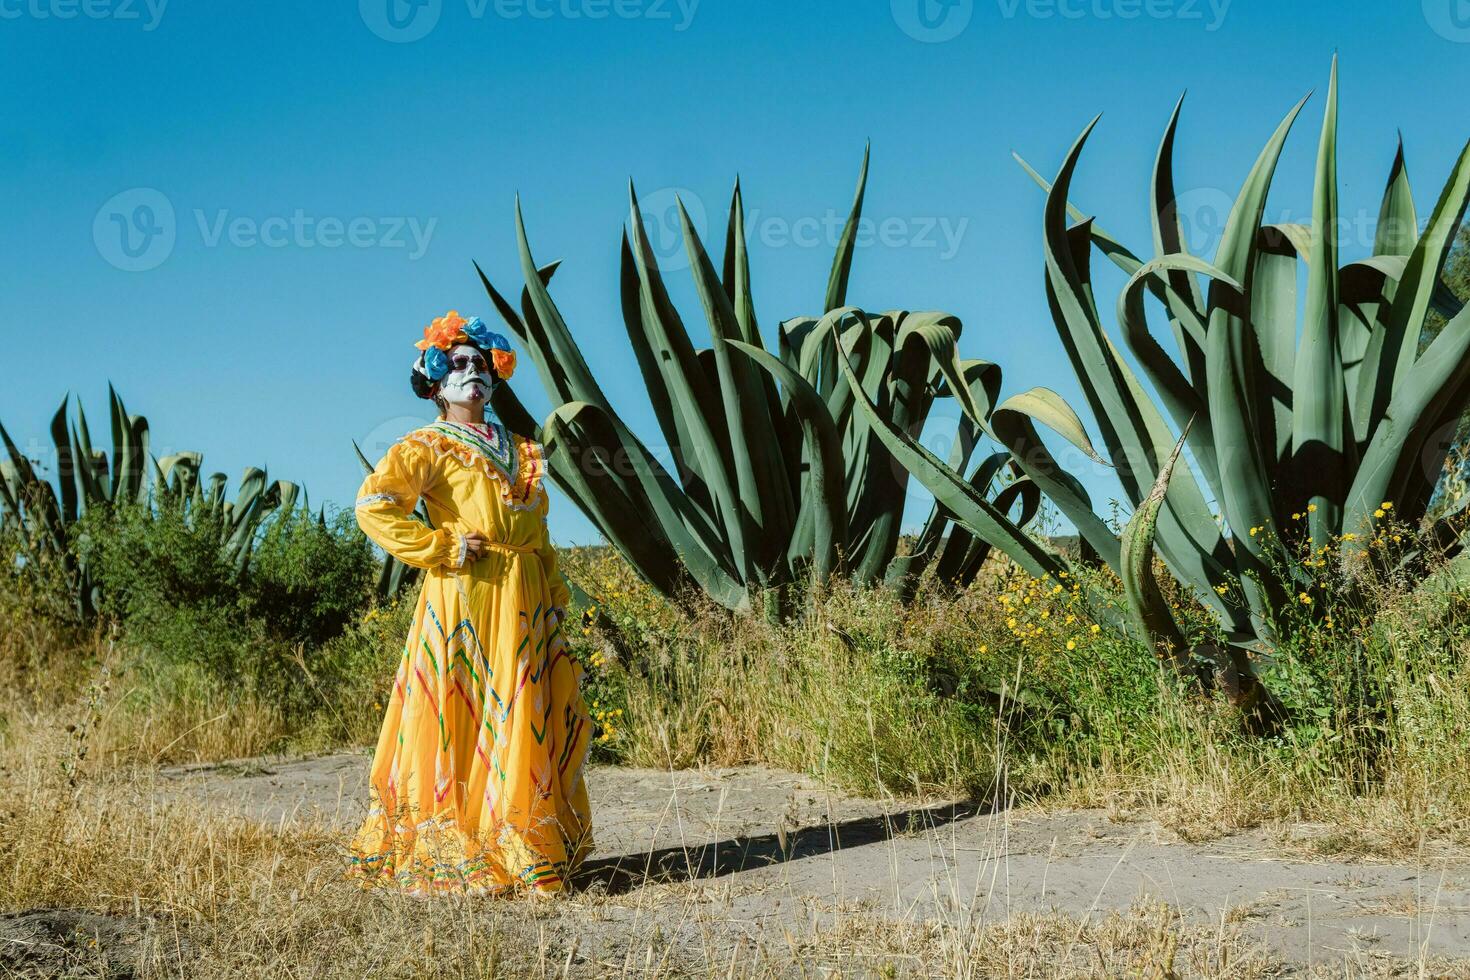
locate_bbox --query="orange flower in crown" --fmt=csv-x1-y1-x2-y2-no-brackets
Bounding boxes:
416,310,471,351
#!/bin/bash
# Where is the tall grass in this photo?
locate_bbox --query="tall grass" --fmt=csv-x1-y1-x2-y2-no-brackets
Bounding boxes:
4,505,1470,855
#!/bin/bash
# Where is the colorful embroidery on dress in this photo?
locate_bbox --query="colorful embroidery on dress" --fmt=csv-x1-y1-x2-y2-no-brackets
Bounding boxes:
404,419,547,508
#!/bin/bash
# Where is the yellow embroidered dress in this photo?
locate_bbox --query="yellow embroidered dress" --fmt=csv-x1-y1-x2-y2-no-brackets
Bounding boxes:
349,417,592,895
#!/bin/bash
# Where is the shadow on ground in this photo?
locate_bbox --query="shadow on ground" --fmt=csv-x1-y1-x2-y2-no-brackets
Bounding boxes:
573,800,990,895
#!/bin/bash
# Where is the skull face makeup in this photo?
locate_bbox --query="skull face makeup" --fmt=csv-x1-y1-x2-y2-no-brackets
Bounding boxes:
437,343,494,408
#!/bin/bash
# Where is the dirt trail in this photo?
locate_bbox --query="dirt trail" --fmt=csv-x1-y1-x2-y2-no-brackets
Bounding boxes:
158,753,1470,971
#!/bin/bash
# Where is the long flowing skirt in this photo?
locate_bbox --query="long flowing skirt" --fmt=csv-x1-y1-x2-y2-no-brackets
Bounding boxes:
348,553,593,895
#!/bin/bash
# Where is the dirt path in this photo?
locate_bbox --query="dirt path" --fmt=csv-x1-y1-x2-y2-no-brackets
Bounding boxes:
158,753,1470,973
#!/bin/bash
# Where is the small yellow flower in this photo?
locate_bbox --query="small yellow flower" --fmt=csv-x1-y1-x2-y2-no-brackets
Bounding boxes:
1298,592,1312,605
1308,503,1318,513
1089,624,1101,634
1066,638,1077,651
1249,526,1260,537
1343,533,1358,542
1373,508,1385,519
1381,501,1393,511
978,644,989,654
1214,584,1229,596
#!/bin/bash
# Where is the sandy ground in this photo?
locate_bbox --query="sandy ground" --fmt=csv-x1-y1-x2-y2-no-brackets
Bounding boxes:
142,752,1470,973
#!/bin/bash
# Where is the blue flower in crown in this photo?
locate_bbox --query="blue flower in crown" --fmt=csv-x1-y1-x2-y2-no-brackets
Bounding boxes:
461,316,510,353
421,346,449,381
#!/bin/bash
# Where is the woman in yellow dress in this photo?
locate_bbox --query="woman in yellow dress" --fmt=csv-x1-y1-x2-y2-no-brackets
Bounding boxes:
348,310,592,896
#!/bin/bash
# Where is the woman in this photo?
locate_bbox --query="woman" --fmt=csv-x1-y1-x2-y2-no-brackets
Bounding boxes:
348,310,592,896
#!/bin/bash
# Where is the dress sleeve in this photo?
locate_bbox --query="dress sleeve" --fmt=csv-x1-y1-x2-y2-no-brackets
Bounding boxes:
355,439,467,571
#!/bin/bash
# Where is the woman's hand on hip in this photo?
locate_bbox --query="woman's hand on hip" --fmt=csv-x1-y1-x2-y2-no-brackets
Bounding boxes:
462,531,491,563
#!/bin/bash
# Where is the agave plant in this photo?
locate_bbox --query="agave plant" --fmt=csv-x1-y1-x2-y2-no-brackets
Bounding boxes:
0,387,301,618
474,155,1053,614
975,58,1470,664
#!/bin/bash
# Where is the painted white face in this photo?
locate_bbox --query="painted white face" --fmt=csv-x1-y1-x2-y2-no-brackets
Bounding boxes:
438,343,494,408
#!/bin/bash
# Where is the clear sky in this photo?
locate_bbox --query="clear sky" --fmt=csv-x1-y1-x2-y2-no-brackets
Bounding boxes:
2,0,1467,544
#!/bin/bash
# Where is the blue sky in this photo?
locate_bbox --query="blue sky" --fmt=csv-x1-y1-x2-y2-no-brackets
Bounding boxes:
2,0,1467,544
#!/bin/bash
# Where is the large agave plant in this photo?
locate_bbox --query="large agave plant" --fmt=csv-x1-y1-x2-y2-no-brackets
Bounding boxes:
985,58,1470,660
0,387,301,618
475,156,1053,613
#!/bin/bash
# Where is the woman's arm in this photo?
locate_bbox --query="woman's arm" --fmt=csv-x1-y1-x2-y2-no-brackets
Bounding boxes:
355,439,467,570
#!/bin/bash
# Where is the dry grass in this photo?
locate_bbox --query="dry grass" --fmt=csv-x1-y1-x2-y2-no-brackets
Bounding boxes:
0,733,1295,979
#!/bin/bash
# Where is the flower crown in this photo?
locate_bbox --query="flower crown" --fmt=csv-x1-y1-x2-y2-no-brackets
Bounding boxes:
413,310,517,383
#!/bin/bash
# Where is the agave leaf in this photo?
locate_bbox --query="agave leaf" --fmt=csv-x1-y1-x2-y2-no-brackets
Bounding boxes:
1355,138,1470,442
894,312,988,430
824,143,869,313
1345,302,1470,536
680,198,797,578
49,397,78,525
1203,93,1309,595
1040,128,1245,621
514,205,616,413
1148,94,1209,379
722,179,786,440
991,388,1122,569
624,183,748,574
834,334,1066,581
728,341,847,581
1291,58,1351,549
1252,225,1301,468
1116,253,1238,490
1013,151,1146,277
1120,422,1193,671
543,401,750,611
1344,138,1419,410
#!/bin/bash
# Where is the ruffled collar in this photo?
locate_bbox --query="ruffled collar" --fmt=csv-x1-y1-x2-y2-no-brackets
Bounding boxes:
405,418,545,507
